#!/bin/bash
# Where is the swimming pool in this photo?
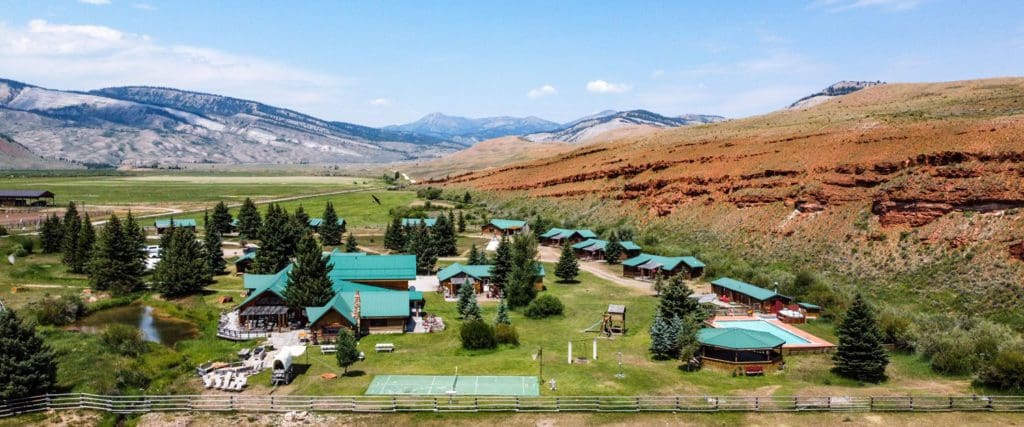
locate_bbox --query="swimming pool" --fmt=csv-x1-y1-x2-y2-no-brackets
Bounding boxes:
715,320,810,345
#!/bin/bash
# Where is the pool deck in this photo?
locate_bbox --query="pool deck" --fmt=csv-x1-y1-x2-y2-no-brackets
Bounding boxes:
709,315,835,354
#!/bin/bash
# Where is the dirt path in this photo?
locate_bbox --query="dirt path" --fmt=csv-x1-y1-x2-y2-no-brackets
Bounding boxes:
537,245,654,295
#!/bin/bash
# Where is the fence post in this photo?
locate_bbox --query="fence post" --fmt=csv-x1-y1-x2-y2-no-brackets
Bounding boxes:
755,396,759,411
910,396,914,411
433,397,438,412
675,396,681,411
869,396,874,412
827,396,831,411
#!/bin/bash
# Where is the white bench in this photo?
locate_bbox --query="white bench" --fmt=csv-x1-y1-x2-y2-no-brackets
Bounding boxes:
375,343,395,353
320,345,337,354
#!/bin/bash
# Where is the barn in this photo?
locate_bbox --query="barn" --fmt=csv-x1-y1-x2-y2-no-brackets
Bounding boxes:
0,190,54,207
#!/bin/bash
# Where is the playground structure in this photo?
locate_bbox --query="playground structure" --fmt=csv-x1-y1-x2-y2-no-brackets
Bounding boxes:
584,304,627,337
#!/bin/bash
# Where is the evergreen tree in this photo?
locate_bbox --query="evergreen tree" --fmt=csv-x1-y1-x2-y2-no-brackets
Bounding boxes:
88,214,142,295
153,227,208,297
122,212,147,276
204,229,226,281
432,215,458,256
832,293,889,383
466,244,483,265
251,204,292,274
236,197,262,240
39,214,63,253
383,216,405,251
202,209,209,230
448,209,456,229
657,275,703,321
210,201,233,235
491,236,512,285
319,201,343,246
495,298,511,325
344,233,359,253
72,213,96,273
676,315,702,362
405,222,437,274
61,202,82,271
649,315,683,359
283,232,335,309
653,274,666,296
285,210,307,254
555,241,579,283
463,296,482,321
505,233,539,308
293,205,311,229
456,281,475,318
462,191,472,204
335,328,360,374
457,211,466,233
0,309,57,400
603,233,623,264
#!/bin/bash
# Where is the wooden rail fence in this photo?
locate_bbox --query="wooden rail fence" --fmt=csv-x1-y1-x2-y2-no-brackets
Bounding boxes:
3,394,1024,417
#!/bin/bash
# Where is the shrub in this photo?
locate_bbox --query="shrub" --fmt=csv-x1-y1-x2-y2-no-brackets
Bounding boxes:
495,324,519,346
0,225,7,236
460,320,497,350
9,235,36,254
524,294,564,319
30,295,85,326
877,306,916,352
101,324,148,356
977,348,1024,391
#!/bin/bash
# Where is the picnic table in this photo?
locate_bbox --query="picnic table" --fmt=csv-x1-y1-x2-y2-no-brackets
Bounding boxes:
375,343,395,352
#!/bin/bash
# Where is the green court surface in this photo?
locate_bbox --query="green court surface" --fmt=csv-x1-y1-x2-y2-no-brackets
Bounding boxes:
366,375,540,396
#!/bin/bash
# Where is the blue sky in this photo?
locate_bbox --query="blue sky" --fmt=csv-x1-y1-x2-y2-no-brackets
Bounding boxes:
0,0,1021,126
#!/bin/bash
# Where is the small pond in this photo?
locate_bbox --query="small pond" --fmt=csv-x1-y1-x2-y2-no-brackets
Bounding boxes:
75,302,199,346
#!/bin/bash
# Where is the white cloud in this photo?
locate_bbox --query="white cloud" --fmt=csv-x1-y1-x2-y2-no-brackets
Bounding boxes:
369,97,392,106
526,84,557,99
0,19,348,118
811,0,923,12
585,79,632,94
79,0,112,5
132,3,157,11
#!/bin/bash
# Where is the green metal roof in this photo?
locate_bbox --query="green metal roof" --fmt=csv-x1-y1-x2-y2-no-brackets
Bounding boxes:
710,277,780,301
308,217,346,227
437,262,544,282
488,219,527,230
540,228,597,240
680,256,705,269
154,219,197,228
327,253,417,281
571,239,641,251
798,302,821,310
402,218,437,227
622,253,686,271
234,251,256,265
698,328,785,350
305,290,415,325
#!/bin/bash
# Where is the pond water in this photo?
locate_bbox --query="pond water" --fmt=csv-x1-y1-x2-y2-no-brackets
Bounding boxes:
75,303,199,346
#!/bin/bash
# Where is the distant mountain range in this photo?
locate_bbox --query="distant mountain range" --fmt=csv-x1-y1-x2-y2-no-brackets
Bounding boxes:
525,110,726,144
0,79,459,168
788,80,886,109
384,113,561,144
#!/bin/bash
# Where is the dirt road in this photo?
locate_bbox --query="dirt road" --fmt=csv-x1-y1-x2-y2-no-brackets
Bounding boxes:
537,245,655,295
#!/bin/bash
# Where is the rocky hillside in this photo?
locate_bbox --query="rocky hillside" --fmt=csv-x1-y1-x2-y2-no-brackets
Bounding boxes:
0,133,79,170
788,80,886,109
405,136,574,179
438,78,1024,323
0,79,458,167
385,112,561,144
526,110,725,144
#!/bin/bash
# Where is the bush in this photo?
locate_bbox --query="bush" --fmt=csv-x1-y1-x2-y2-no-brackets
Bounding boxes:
877,306,916,352
101,324,149,356
524,294,564,319
29,295,85,326
460,320,497,350
0,225,7,236
9,235,36,254
495,324,519,346
977,349,1024,391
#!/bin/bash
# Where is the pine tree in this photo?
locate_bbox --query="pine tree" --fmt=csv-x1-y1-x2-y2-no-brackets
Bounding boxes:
405,222,436,274
491,236,512,285
285,210,307,254
462,191,472,204
464,296,482,321
0,309,57,400
495,298,511,325
653,274,666,296
283,232,335,309
457,281,475,318
153,227,208,297
676,315,702,362
236,197,262,240
657,275,703,321
39,214,63,253
202,209,209,230
555,242,579,283
123,212,147,277
319,201,343,246
293,205,311,229
88,214,142,295
252,204,292,274
467,244,482,265
457,211,466,233
210,201,233,235
335,328,360,374
832,293,889,383
61,202,82,271
603,233,623,264
204,229,226,281
72,213,95,274
384,216,405,251
649,315,683,359
505,233,539,309
344,233,359,253
432,215,458,256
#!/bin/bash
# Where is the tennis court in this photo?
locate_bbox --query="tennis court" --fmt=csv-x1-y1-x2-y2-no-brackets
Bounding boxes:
366,375,540,396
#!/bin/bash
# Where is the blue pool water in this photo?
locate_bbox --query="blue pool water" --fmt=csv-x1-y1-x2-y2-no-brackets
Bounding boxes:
716,320,810,345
